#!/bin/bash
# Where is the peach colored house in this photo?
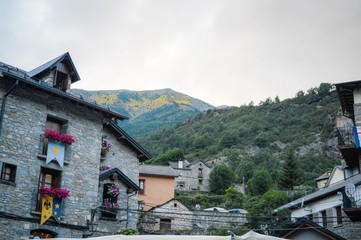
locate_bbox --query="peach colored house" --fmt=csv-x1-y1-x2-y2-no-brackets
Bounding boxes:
138,165,178,211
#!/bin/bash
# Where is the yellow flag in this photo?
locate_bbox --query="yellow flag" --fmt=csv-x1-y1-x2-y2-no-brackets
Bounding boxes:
40,196,53,225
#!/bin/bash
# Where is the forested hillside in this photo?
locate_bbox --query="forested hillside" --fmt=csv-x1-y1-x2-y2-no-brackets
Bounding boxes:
140,83,341,187
70,88,214,137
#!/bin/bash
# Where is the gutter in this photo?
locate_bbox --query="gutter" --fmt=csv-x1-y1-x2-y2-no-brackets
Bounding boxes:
0,78,19,136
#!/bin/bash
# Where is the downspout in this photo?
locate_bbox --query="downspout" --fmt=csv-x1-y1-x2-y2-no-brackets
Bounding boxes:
0,79,19,136
125,190,137,229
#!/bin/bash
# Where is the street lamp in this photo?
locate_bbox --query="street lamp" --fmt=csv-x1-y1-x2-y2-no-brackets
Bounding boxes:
138,200,145,211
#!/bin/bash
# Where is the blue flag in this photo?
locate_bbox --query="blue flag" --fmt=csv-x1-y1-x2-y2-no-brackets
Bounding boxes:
53,198,63,222
353,126,360,148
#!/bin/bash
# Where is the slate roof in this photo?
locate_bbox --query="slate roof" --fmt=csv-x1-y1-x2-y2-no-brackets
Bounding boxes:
146,198,190,212
279,218,347,240
139,164,178,177
169,159,212,169
0,53,152,161
275,174,361,211
0,57,128,121
335,80,361,119
169,160,190,170
315,170,331,181
105,121,151,161
28,52,80,83
99,168,140,191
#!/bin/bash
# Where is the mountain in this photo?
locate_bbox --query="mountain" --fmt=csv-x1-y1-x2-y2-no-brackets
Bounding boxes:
70,88,214,138
138,83,341,186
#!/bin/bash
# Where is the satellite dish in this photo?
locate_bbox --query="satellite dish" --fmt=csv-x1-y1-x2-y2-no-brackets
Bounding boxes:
345,183,356,197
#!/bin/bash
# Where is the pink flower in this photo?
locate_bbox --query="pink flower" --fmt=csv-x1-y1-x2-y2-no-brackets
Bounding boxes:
44,129,61,142
60,133,75,145
107,184,120,197
100,165,111,171
39,186,70,199
44,129,75,145
102,139,112,150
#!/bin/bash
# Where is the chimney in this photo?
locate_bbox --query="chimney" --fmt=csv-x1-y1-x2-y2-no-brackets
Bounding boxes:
178,160,183,168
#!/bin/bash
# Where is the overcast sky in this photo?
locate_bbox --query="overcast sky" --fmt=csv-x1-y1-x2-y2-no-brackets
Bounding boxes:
1,0,361,106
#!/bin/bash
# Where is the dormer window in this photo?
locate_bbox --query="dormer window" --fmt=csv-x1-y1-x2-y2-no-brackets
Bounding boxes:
28,53,80,93
53,70,71,92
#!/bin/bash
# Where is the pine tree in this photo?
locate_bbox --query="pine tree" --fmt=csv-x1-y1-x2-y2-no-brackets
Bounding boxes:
279,149,303,190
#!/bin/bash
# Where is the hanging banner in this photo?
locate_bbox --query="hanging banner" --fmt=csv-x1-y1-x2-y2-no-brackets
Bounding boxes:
53,197,63,222
353,126,360,148
46,141,65,168
40,196,53,225
40,196,63,224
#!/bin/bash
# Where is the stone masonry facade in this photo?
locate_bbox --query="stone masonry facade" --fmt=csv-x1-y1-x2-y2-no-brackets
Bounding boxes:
0,56,147,238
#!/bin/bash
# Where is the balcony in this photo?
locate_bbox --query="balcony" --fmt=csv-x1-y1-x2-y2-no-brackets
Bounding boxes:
337,126,360,167
342,187,361,221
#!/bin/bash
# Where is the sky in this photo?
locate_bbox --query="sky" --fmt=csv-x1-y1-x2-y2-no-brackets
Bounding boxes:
1,0,361,107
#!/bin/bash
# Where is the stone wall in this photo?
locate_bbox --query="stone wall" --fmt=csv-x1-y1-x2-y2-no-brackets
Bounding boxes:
139,200,246,235
0,81,140,238
173,161,212,192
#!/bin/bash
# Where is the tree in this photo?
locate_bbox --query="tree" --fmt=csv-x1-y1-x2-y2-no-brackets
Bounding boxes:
279,149,303,190
148,148,184,165
209,164,235,194
224,148,241,169
247,169,273,196
225,186,244,209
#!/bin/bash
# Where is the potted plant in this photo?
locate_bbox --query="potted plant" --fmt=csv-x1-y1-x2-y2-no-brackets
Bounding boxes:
39,186,70,199
101,201,119,218
107,183,120,198
44,129,75,145
101,139,112,157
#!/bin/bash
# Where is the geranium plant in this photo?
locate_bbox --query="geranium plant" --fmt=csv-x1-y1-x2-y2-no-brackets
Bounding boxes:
102,139,112,150
100,165,111,171
39,186,70,199
44,129,61,142
103,201,119,209
44,129,75,145
107,183,120,197
60,133,75,145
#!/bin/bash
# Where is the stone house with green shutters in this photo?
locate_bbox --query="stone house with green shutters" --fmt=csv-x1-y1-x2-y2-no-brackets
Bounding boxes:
0,53,151,238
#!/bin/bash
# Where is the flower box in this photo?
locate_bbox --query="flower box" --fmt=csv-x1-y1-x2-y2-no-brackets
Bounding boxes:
45,129,75,145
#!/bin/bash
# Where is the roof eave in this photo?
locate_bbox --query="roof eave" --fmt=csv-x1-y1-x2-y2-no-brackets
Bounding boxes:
2,71,128,121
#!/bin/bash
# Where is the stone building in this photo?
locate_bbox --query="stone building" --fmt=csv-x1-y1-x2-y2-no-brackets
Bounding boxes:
138,199,247,235
169,160,212,192
0,53,151,238
275,80,361,240
138,164,178,211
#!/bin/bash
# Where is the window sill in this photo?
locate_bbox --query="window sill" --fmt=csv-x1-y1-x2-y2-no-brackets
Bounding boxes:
99,216,118,222
31,211,41,216
0,179,16,187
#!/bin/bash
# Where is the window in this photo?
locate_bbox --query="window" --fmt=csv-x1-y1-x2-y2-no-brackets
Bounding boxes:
101,183,118,219
160,219,171,232
54,70,70,92
30,229,57,238
42,116,67,156
321,210,327,227
138,179,145,194
36,167,61,211
0,162,17,182
335,206,343,225
198,179,203,185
